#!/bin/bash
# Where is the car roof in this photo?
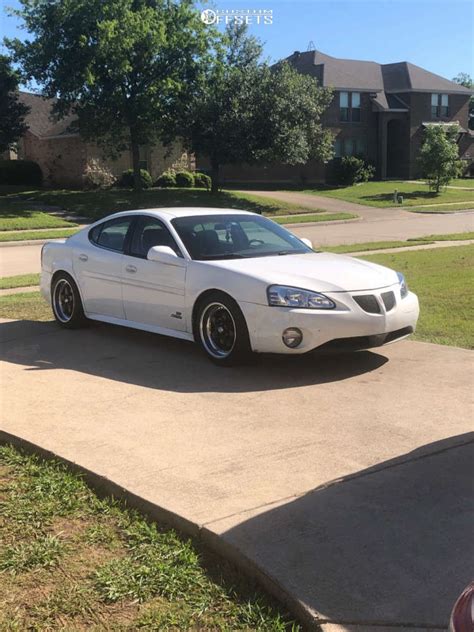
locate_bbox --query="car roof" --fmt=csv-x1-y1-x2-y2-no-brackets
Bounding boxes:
104,207,255,221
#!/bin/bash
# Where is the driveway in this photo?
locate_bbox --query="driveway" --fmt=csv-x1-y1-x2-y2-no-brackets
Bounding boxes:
1,318,473,630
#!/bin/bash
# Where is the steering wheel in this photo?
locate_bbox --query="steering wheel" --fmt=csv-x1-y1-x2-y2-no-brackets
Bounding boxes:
248,239,265,246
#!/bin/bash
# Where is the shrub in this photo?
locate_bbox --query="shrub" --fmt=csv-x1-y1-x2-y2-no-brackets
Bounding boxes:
174,170,194,188
154,170,176,188
119,168,152,189
82,159,116,190
194,172,212,190
0,160,43,186
334,156,375,186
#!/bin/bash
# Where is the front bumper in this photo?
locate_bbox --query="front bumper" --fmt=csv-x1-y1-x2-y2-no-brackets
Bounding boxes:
240,285,420,354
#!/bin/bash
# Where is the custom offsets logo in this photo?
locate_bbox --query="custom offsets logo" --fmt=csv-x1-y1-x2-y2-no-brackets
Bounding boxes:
201,8,273,26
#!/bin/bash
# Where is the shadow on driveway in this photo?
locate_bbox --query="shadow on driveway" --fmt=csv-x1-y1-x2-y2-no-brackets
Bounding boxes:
219,434,474,628
0,319,389,394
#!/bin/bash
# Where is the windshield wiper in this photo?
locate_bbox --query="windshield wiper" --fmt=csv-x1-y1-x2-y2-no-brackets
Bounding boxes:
199,253,248,260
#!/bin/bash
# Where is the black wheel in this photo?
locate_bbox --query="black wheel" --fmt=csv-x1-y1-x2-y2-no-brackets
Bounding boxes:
51,272,88,329
194,292,252,366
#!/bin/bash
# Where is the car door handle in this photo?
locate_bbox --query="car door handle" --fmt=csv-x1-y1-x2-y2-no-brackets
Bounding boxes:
125,265,137,273
78,254,88,262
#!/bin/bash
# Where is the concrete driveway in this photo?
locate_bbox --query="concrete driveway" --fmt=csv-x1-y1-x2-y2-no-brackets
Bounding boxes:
1,318,473,630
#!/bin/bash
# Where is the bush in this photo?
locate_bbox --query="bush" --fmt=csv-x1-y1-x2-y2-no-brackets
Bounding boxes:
0,160,43,186
175,170,194,188
194,172,212,190
82,159,116,190
154,170,176,188
119,168,152,189
334,156,375,186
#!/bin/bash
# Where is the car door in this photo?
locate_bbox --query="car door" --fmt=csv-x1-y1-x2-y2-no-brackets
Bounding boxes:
73,216,134,318
122,215,187,332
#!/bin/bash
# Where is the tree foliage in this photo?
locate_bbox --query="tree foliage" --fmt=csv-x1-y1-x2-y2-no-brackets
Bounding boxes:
418,124,462,193
452,72,474,129
0,55,29,154
7,0,215,190
183,24,334,193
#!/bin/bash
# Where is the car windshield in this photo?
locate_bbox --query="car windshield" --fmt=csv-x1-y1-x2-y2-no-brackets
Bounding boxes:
171,214,313,261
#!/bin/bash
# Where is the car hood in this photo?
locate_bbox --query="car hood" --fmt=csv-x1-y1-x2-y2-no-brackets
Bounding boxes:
207,251,399,293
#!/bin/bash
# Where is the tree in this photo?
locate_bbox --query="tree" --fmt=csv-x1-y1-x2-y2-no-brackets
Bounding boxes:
183,24,334,193
0,55,29,154
418,124,462,193
7,0,214,191
452,72,474,130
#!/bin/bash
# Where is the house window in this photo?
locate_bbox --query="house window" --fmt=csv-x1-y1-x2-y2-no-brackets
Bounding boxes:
334,138,367,158
431,94,449,118
340,92,349,121
340,92,361,122
138,145,148,171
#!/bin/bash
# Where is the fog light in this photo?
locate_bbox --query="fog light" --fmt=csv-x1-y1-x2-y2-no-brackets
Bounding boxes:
282,327,303,348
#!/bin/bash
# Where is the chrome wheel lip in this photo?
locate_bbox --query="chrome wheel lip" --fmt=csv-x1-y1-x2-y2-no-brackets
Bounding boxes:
199,302,236,359
53,279,74,323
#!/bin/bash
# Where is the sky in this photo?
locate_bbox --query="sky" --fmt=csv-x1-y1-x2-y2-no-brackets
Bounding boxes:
1,0,473,89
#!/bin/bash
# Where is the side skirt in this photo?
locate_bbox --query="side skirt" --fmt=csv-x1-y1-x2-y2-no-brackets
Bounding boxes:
86,313,195,343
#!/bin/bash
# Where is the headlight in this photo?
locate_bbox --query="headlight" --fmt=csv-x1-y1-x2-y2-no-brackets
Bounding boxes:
267,285,335,309
397,272,408,298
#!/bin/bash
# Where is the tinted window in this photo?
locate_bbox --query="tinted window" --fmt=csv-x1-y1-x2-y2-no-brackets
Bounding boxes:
130,216,181,258
171,214,312,260
90,217,133,252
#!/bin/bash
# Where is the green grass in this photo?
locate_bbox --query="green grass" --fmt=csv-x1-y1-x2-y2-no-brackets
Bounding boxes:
300,181,474,208
0,445,300,631
407,231,474,242
408,202,474,213
0,228,79,242
326,232,474,254
326,240,431,254
0,274,40,290
434,178,474,189
0,292,51,320
275,212,357,224
0,186,313,221
0,209,77,231
361,245,474,348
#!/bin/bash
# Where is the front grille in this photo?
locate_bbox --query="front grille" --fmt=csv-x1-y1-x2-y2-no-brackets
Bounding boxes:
381,291,396,312
353,294,380,314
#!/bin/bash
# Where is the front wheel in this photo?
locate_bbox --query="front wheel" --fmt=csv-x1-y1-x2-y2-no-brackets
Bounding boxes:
51,272,88,329
195,292,252,366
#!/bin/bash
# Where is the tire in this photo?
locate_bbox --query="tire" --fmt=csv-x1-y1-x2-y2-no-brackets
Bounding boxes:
51,272,88,329
194,291,252,366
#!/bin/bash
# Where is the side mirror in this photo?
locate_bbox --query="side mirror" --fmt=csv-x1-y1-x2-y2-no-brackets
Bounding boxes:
300,237,313,249
147,245,185,266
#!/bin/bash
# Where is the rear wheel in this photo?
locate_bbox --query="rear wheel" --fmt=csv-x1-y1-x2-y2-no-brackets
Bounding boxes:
195,292,252,366
51,272,88,329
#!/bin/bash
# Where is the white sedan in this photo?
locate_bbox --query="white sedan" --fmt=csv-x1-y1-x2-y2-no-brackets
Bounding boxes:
41,207,419,365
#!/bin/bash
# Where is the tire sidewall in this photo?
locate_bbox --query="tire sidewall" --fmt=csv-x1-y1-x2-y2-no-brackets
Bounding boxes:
51,272,87,329
194,292,252,366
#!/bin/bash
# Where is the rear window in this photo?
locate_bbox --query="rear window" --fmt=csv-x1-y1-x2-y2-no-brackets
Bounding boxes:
89,217,133,253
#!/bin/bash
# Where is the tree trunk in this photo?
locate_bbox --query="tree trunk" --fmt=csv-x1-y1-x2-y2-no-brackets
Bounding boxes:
131,139,142,193
210,161,220,195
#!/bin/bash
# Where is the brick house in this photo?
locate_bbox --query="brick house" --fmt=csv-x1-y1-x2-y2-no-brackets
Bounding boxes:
3,92,192,187
211,50,473,184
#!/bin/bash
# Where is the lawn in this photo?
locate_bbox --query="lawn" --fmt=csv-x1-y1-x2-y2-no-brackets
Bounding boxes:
408,202,474,213
0,228,79,242
0,445,299,631
0,186,315,220
275,212,356,224
325,231,474,254
0,208,77,231
0,273,40,290
300,181,474,208
0,292,51,320
361,245,473,349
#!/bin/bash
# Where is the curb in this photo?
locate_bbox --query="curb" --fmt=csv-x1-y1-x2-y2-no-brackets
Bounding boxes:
0,429,318,631
0,238,67,248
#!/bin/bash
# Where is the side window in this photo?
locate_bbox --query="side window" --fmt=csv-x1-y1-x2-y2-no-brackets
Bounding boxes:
90,217,133,252
130,216,182,258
